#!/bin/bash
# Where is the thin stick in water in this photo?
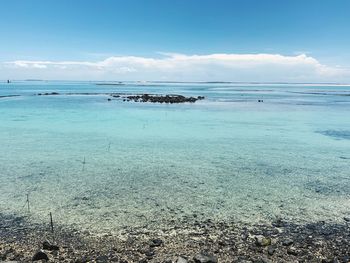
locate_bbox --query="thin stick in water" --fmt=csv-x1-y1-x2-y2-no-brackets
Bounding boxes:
49,212,55,241
26,193,30,213
82,156,86,171
49,212,54,233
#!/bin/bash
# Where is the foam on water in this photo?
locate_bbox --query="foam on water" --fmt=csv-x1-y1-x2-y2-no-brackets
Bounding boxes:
0,81,349,233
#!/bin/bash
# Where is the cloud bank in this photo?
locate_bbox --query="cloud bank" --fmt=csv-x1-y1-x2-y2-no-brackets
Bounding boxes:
2,53,350,82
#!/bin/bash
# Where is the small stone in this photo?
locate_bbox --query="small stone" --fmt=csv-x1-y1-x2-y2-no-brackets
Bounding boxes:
341,256,350,263
282,238,294,246
32,250,49,261
150,238,163,247
145,250,155,259
176,256,188,263
259,257,273,263
343,217,350,222
272,218,286,227
255,236,271,247
193,252,218,263
96,255,109,263
43,240,59,251
267,246,276,255
287,247,298,256
322,258,338,263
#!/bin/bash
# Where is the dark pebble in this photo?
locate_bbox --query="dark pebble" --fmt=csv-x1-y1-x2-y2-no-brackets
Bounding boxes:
282,239,294,246
150,238,163,247
268,245,276,255
287,247,298,256
43,240,59,251
32,250,49,261
145,250,155,259
193,252,218,263
341,256,350,263
96,255,109,263
272,218,287,227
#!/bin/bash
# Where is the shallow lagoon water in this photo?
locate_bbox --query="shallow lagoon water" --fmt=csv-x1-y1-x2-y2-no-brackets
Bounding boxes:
0,81,350,233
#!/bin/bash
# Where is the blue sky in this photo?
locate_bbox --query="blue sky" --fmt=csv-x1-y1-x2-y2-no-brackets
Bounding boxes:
1,0,350,81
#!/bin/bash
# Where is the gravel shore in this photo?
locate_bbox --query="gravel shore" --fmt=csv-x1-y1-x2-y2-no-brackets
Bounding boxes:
1,213,349,262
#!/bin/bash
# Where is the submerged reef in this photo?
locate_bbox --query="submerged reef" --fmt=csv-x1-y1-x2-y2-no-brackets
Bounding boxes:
1,213,350,262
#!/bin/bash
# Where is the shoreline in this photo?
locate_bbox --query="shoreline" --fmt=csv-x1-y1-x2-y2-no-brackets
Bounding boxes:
1,213,349,262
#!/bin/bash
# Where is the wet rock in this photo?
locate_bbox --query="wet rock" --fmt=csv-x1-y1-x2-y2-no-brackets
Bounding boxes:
255,236,271,247
193,252,218,263
32,250,49,261
150,238,163,247
42,240,59,251
282,238,293,246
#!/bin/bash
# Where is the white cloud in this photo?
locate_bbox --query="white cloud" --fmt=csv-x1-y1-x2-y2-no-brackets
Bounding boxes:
2,53,350,82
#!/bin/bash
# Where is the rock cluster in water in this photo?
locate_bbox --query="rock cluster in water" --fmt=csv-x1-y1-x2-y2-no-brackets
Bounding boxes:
37,92,60,96
117,94,205,103
34,92,205,104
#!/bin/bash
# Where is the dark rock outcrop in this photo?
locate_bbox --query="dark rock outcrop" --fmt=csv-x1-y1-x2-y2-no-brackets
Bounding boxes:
124,94,204,104
37,92,60,96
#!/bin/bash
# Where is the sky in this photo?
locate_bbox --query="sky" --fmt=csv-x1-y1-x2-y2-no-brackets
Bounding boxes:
1,0,350,82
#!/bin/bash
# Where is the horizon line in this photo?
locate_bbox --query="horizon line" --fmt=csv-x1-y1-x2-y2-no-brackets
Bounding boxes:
2,79,350,85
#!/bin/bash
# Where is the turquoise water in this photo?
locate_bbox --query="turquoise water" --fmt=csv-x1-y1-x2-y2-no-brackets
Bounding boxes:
0,81,350,233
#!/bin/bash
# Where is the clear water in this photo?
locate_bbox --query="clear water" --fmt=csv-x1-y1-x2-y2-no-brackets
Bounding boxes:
0,81,349,233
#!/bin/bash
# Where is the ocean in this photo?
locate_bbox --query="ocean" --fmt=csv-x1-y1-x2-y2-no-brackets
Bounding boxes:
0,81,349,234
